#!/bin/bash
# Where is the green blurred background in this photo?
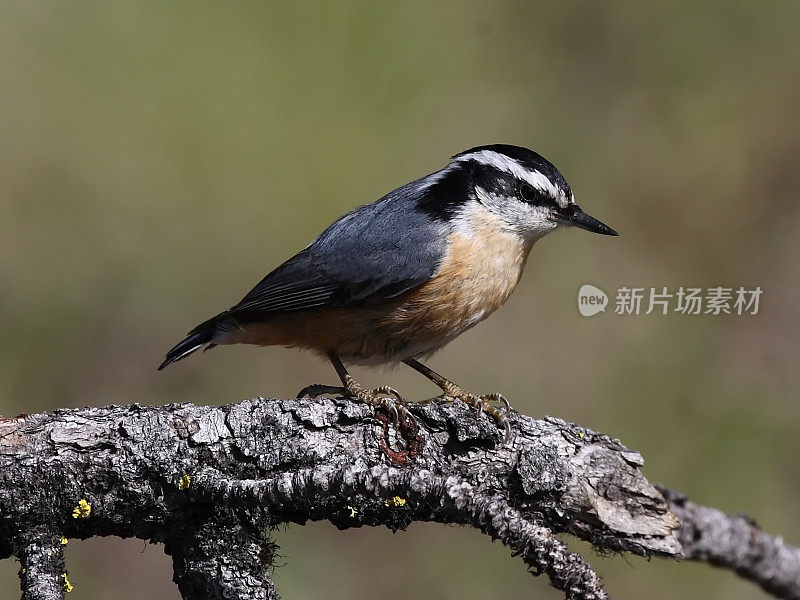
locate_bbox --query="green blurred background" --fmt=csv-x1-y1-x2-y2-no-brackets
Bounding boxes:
1,2,798,598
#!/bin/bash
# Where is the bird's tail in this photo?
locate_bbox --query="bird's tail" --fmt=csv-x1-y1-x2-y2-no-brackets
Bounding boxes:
158,313,232,370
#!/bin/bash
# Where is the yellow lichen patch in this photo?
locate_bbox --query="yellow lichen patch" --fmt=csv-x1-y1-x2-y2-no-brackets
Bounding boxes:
60,537,68,545
62,573,73,593
348,505,357,517
72,499,91,519
384,496,406,508
178,474,191,490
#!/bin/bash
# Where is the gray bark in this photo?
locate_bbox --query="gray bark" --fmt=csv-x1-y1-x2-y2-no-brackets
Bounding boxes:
16,528,66,600
0,396,797,599
662,487,800,599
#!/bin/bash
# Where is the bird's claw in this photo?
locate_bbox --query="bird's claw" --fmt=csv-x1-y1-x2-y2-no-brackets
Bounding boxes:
299,375,413,430
379,397,400,424
482,392,512,414
371,385,405,403
441,385,513,443
341,376,412,426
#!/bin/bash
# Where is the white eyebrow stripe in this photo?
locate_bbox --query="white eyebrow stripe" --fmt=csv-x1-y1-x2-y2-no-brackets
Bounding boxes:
454,149,565,205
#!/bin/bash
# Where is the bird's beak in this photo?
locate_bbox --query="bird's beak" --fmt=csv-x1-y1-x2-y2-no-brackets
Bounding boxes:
560,204,619,236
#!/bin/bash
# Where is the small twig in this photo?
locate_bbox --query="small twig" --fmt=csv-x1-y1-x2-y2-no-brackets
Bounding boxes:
444,484,608,599
16,528,66,600
662,487,800,600
196,465,608,598
166,513,277,600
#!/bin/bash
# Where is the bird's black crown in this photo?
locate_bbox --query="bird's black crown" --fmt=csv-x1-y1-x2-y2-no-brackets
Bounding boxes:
416,144,571,220
454,144,571,199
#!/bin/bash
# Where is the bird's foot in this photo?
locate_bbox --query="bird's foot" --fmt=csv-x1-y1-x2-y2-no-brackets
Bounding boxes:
297,379,411,426
337,377,422,466
341,375,412,425
438,383,512,443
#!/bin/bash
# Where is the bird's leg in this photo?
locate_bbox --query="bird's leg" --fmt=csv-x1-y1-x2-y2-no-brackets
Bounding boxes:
299,352,409,424
403,357,512,442
328,352,409,424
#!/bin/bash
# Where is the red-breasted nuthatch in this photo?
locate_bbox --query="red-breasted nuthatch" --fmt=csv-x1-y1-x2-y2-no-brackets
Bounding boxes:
159,145,617,441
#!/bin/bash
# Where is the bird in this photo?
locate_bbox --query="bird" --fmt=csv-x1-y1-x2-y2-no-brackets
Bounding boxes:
158,144,618,441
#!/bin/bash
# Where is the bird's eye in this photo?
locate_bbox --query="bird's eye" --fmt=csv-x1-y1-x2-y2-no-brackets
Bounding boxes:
519,183,541,204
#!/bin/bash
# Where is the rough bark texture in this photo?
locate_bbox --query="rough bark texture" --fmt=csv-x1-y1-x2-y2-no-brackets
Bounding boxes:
662,487,800,600
16,528,66,600
0,396,797,599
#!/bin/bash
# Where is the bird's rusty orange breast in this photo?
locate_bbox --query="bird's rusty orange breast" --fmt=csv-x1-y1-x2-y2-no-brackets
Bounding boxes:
397,218,530,341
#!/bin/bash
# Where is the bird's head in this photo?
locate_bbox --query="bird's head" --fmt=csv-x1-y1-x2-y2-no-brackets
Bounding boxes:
420,144,618,243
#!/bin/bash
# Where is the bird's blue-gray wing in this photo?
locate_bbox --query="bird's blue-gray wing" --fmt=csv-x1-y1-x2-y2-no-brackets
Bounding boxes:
230,182,449,317
158,175,452,369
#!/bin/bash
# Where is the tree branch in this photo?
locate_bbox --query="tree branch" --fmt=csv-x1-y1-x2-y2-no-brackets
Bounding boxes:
166,512,277,600
661,487,800,600
16,528,66,600
0,396,796,599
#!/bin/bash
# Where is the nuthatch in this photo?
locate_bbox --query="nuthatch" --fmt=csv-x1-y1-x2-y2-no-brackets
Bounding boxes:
159,145,617,441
